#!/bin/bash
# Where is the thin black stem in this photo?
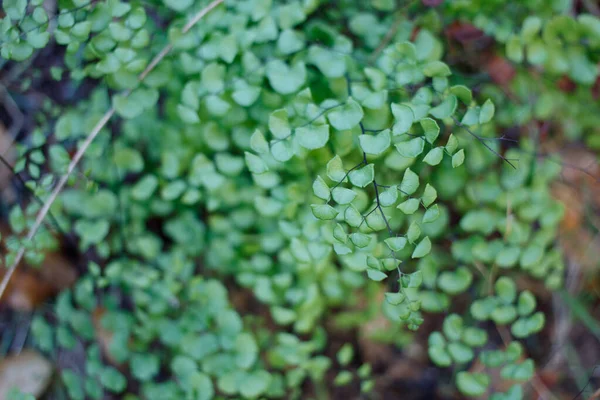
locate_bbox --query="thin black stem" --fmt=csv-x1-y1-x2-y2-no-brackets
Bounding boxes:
452,116,518,169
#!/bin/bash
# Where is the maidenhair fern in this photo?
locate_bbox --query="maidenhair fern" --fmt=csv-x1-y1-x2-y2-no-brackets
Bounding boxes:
0,0,595,399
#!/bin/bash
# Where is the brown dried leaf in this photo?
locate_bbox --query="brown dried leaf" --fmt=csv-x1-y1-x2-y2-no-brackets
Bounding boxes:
0,270,53,312
486,55,516,87
552,183,583,232
92,307,123,368
422,0,444,6
0,224,78,311
445,21,485,44
0,350,53,399
36,252,77,292
0,121,17,203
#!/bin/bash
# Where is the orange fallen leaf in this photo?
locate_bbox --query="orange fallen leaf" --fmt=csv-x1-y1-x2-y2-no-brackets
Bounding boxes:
0,270,53,312
36,251,78,293
0,224,78,311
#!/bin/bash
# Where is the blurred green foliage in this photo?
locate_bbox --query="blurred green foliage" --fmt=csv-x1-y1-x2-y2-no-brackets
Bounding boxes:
1,0,598,398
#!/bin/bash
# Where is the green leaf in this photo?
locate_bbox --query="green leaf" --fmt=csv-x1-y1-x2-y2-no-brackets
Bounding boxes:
350,233,371,248
479,99,495,124
421,184,437,207
333,223,347,243
269,109,291,139
513,312,545,338
114,147,144,173
5,0,27,20
311,204,339,220
456,372,490,397
420,118,440,143
495,277,517,304
250,129,269,154
100,367,126,393
400,168,419,195
27,31,50,49
266,60,307,94
448,342,474,363
75,220,110,248
379,187,398,206
452,149,465,168
71,21,92,40
367,268,387,281
365,67,386,91
495,246,521,268
177,104,200,124
450,85,472,104
422,205,440,223
462,327,488,347
349,164,374,188
235,333,258,369
10,43,34,61
344,205,363,227
407,221,421,243
423,147,443,166
334,371,353,386
470,297,498,321
297,124,329,150
131,354,159,381
270,140,293,162
429,95,457,119
385,292,406,305
31,317,53,352
395,137,424,158
422,61,451,77
398,198,420,214
232,85,261,106
113,94,143,119
385,237,407,252
401,271,423,288
412,236,431,258
201,62,225,93
429,346,452,367
491,305,518,325
312,176,330,200
193,372,214,400
501,359,534,382
245,152,268,174
327,155,346,182
277,29,305,54
332,187,356,204
62,370,84,400
337,344,354,366
359,129,391,155
521,16,542,42
438,266,473,295
445,134,459,155
506,35,524,63
520,245,543,268
328,98,364,131
164,0,193,11
240,371,271,398
391,103,414,135
308,45,346,78
443,314,463,341
517,291,536,316
366,212,387,231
